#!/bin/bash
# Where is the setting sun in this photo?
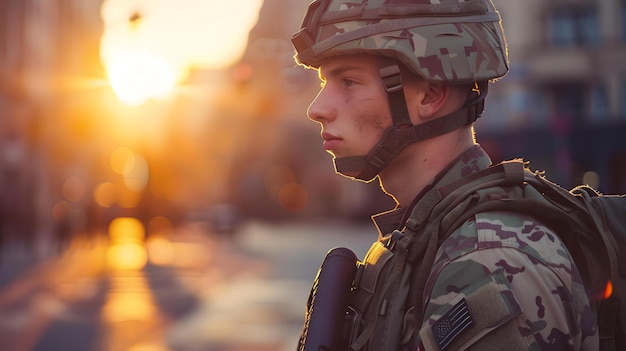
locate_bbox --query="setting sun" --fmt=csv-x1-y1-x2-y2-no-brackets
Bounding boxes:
100,0,263,106
106,51,177,106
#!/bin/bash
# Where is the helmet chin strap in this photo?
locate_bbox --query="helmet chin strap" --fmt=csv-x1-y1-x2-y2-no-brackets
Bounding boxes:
333,64,487,182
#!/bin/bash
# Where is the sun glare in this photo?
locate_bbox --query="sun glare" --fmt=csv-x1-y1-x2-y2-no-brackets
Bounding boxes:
106,51,177,106
100,0,263,105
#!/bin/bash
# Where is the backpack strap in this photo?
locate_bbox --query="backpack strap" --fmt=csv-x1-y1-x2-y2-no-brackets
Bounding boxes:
404,160,524,232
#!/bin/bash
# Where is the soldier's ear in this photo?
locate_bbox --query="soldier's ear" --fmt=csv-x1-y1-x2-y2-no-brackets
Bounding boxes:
417,83,448,121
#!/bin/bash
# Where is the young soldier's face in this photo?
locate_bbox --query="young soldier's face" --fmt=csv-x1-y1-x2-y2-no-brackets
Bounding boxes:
307,55,393,161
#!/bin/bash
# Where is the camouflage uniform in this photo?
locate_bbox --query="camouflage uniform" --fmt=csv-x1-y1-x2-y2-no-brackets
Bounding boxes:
370,145,598,350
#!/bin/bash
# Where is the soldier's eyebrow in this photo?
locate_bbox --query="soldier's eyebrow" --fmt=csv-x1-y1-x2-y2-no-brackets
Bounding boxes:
320,64,364,80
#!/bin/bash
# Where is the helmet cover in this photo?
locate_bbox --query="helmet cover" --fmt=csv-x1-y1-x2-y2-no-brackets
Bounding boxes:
292,0,509,83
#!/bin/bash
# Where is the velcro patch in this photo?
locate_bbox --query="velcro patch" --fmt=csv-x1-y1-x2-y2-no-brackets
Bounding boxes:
419,269,524,350
432,298,474,351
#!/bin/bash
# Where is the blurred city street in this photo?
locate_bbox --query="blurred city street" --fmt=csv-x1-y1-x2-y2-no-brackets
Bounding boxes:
0,219,376,351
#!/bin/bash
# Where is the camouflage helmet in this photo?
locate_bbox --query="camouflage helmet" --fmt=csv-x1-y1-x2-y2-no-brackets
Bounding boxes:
291,0,509,84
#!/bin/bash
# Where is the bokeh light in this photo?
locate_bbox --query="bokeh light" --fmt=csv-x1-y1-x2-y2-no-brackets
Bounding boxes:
52,201,72,223
278,182,308,213
109,217,145,242
110,147,135,175
582,171,600,189
102,278,157,322
146,236,174,266
109,147,150,194
106,243,148,270
123,153,149,193
604,280,614,299
62,176,85,203
94,182,117,208
106,217,148,270
147,216,173,237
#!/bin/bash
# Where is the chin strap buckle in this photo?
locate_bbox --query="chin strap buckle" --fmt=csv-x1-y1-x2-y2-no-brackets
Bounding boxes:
380,65,403,93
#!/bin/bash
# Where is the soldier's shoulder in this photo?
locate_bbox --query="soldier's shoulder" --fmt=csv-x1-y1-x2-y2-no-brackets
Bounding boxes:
439,210,572,266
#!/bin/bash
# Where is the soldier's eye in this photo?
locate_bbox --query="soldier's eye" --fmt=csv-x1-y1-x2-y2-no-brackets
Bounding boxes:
342,78,355,87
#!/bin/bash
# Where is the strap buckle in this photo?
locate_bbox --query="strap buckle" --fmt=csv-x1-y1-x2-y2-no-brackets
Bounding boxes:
380,65,403,93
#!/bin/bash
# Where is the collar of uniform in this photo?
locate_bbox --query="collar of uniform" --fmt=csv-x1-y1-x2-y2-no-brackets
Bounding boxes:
371,206,406,239
433,144,492,190
371,145,492,237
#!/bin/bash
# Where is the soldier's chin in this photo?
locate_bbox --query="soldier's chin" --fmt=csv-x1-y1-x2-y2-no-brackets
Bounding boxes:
325,149,336,157
334,168,378,183
332,156,377,183
335,169,360,180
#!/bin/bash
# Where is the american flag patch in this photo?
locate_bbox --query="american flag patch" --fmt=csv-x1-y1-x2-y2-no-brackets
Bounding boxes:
432,298,473,351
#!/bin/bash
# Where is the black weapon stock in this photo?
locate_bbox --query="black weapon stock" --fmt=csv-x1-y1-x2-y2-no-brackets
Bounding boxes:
299,247,358,351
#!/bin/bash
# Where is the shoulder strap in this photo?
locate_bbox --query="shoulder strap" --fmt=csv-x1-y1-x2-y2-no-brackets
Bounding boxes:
436,161,618,293
403,161,524,232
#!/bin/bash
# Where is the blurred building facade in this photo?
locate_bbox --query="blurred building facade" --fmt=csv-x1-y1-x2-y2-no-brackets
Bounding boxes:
0,0,105,247
482,0,626,193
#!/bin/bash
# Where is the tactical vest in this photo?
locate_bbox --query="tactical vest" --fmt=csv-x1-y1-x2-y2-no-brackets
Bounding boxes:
346,160,623,350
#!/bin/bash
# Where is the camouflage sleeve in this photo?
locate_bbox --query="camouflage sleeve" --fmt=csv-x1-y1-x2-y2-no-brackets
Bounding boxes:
416,211,598,351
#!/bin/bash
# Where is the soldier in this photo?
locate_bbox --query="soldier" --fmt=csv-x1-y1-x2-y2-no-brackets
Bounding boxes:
291,0,598,350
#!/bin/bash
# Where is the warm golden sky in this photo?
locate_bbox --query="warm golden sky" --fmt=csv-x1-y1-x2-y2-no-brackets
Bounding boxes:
100,0,263,104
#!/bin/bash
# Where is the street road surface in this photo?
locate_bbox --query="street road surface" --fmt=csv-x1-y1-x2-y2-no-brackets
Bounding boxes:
0,219,376,351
